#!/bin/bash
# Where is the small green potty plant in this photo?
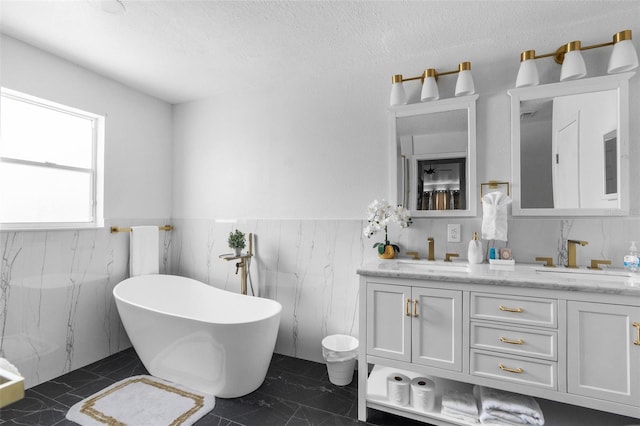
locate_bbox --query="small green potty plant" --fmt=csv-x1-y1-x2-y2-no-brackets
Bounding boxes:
228,229,246,256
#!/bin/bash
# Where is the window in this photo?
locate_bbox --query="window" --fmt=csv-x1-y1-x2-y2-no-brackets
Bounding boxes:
0,88,104,229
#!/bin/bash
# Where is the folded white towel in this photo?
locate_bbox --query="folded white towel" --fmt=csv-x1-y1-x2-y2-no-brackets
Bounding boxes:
442,390,479,417
474,385,545,425
481,191,512,241
441,406,479,423
129,226,159,277
0,357,21,377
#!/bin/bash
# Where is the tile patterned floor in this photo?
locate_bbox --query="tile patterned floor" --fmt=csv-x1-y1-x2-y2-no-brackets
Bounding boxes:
0,348,428,425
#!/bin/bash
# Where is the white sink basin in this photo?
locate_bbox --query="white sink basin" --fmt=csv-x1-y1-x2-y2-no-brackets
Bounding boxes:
389,259,470,273
532,266,638,283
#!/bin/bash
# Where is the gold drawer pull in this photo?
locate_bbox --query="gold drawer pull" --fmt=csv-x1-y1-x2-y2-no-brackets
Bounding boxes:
406,298,411,316
633,321,640,346
500,336,525,345
499,305,523,313
413,299,418,317
499,363,523,374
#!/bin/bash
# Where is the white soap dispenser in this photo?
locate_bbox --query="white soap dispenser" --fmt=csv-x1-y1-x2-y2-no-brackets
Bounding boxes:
468,232,483,264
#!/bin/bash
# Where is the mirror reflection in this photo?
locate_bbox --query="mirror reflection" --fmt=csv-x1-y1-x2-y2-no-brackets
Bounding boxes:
510,73,632,216
520,90,617,209
391,96,478,217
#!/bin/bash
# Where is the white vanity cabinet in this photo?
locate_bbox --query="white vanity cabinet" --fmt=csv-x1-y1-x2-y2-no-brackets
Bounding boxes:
567,301,640,405
357,268,640,425
366,281,462,371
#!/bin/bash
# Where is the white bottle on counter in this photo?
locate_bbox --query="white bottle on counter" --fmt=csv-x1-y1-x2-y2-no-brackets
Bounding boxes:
468,232,483,264
624,241,639,272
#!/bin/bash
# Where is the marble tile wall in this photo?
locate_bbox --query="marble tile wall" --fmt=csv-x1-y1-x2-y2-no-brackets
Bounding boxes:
4,215,639,389
170,215,640,365
0,220,171,389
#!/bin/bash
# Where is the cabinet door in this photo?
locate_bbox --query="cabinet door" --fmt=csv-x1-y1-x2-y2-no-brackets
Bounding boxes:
367,283,411,362
412,287,462,371
567,301,640,405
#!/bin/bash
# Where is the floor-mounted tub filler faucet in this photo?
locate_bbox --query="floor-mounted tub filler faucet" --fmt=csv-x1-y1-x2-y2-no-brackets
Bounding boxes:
220,233,254,295
566,239,588,268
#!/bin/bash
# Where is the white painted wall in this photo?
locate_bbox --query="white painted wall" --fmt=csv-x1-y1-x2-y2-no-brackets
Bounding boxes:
1,35,173,221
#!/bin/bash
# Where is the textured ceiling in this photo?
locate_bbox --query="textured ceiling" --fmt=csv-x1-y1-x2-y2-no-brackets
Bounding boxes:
1,0,638,104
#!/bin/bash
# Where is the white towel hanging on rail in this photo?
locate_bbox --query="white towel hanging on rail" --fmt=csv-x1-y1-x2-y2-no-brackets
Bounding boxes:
129,226,159,276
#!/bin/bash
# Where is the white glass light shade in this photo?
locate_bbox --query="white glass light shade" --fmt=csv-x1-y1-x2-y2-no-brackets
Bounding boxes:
390,81,407,106
420,76,439,101
515,60,539,88
454,70,475,96
608,39,639,73
560,50,586,81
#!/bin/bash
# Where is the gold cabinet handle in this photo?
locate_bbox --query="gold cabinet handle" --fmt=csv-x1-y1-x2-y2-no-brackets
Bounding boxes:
633,321,640,346
406,298,411,316
499,305,523,313
499,363,523,374
500,336,525,345
413,299,418,317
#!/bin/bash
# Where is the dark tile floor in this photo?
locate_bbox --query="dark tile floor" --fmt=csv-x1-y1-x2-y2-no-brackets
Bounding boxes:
0,348,429,425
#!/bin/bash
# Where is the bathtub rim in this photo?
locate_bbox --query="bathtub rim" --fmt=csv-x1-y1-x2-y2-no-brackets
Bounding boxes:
113,274,282,326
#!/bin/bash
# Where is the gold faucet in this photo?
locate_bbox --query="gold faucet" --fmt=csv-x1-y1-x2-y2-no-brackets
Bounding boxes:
427,237,435,261
445,252,459,262
406,251,420,260
567,239,588,268
535,257,555,267
589,259,612,270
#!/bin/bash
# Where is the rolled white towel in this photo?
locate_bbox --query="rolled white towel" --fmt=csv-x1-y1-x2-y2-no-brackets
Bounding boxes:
474,385,545,425
0,357,21,377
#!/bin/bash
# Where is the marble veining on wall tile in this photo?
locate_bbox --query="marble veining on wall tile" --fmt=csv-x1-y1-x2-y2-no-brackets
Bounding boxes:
0,219,170,389
170,218,368,364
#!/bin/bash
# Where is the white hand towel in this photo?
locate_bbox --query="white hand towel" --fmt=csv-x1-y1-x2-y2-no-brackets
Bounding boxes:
481,191,512,242
475,385,545,425
129,226,159,277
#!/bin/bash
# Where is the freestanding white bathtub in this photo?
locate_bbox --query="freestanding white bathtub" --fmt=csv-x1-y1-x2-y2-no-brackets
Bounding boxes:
113,274,281,398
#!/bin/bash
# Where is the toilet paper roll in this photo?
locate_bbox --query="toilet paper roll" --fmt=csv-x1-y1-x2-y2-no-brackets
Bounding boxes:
386,373,411,406
411,377,436,412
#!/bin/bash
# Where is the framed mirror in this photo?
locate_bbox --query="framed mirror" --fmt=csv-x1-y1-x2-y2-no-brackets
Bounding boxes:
509,72,634,216
388,95,478,217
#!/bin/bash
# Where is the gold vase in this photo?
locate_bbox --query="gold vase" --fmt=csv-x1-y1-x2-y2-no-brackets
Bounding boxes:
378,245,397,259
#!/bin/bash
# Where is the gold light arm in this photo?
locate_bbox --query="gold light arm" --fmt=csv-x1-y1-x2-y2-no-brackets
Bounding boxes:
392,62,472,84
519,29,632,65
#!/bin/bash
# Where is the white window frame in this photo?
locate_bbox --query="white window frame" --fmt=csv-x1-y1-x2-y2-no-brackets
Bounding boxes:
0,88,105,230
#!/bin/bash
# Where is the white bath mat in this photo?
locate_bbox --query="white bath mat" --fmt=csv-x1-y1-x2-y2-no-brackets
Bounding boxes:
66,375,215,426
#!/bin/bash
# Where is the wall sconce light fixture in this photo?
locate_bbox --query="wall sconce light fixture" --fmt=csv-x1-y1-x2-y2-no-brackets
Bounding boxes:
390,62,475,106
516,29,638,88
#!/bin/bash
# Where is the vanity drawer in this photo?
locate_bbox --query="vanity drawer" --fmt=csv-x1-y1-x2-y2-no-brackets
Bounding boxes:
470,322,557,360
470,292,557,328
470,350,557,390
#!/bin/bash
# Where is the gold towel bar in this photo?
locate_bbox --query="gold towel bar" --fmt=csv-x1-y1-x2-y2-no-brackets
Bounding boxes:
110,225,173,233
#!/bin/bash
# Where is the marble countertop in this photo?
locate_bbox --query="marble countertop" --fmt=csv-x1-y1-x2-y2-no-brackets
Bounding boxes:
357,259,640,296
